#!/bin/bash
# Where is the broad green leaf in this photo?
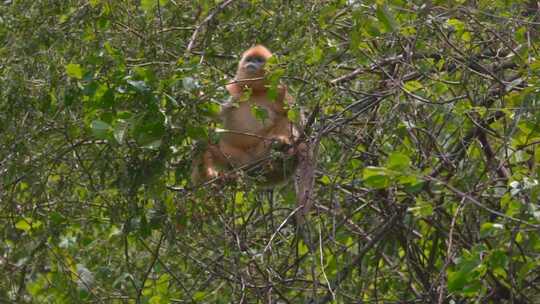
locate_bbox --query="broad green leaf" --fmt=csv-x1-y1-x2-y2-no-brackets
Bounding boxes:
480,222,504,238
487,250,508,276
287,109,299,123
193,291,206,301
234,192,244,204
363,166,391,189
15,218,42,232
267,85,279,102
91,120,111,139
251,105,269,123
149,296,162,304
113,120,128,144
448,269,468,292
142,139,162,150
27,275,48,296
133,112,165,146
298,240,310,255
448,248,483,293
319,175,331,185
404,80,423,92
66,63,83,79
447,18,465,32
187,126,208,139
461,31,472,42
267,68,284,86
307,47,323,64
140,0,156,13
387,152,411,170
15,220,31,232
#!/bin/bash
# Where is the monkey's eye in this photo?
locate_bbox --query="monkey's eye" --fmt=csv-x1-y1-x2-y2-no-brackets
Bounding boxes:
247,56,265,64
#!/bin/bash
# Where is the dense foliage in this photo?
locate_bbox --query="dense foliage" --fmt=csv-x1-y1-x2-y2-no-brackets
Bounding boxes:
1,0,539,303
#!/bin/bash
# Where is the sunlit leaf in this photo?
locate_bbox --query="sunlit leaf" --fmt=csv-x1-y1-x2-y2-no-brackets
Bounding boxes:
363,166,391,189
387,152,411,170
66,63,84,79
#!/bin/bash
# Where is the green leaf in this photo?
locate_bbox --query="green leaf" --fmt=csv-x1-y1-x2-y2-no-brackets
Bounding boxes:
487,250,508,274
95,84,115,108
127,80,150,93
404,80,423,92
66,63,84,79
307,47,323,64
142,139,162,150
113,120,129,144
266,86,279,102
89,0,101,7
251,105,269,123
397,174,418,185
140,0,156,13
133,112,165,146
448,269,469,292
298,240,309,255
267,68,284,86
182,77,199,91
283,189,297,205
461,31,471,42
91,120,111,139
375,4,398,32
480,222,504,238
234,192,244,204
27,275,47,296
187,126,208,140
319,175,331,185
287,109,299,123
149,296,162,304
15,220,31,232
363,166,391,189
447,18,465,32
387,152,411,170
193,291,206,301
448,249,483,292
408,198,433,217
15,218,42,232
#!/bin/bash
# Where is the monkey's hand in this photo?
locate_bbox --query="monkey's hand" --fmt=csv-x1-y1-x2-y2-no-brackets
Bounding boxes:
270,139,307,157
270,140,292,153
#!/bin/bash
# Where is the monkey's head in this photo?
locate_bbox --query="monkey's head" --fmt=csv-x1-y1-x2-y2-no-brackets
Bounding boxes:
234,45,273,90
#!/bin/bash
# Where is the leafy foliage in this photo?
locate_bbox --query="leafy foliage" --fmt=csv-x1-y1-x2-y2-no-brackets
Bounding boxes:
1,0,539,303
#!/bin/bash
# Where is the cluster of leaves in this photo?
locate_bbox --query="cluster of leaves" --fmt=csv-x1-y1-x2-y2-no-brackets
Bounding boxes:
1,0,539,303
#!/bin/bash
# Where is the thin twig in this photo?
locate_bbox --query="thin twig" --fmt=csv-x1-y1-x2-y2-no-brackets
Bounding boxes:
425,176,540,228
186,0,236,54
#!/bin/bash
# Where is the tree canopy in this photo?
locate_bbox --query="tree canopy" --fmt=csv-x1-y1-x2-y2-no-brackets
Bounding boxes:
1,0,540,303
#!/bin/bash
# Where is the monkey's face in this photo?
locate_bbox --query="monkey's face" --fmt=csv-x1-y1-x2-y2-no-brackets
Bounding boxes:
240,55,266,77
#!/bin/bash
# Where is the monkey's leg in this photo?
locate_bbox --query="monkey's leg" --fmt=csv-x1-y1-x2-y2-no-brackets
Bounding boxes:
191,144,227,185
218,141,254,166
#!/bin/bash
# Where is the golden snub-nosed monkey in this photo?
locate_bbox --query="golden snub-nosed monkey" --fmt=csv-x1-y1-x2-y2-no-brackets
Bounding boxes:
191,45,300,187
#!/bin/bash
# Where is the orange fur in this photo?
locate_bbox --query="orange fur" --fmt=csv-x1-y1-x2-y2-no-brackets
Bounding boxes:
191,45,299,186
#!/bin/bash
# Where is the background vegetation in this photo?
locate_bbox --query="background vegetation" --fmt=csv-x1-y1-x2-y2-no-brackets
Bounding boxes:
1,0,540,303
